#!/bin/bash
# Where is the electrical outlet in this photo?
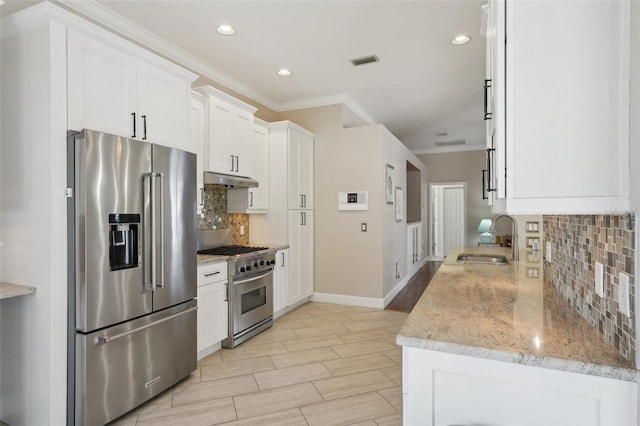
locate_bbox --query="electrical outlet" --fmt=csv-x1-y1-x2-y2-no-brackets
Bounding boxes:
618,272,631,318
395,262,401,279
594,262,604,298
545,241,552,262
240,225,245,235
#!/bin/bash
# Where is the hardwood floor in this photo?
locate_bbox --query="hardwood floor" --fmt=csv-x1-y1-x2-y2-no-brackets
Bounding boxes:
385,261,442,313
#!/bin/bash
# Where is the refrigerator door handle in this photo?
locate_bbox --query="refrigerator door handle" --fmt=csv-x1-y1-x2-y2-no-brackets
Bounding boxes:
96,306,198,344
144,172,165,290
153,172,165,289
143,173,155,291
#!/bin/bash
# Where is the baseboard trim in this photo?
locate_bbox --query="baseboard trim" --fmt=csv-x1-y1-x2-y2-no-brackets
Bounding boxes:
383,257,428,307
274,296,311,319
308,259,428,310
197,341,221,361
310,292,384,309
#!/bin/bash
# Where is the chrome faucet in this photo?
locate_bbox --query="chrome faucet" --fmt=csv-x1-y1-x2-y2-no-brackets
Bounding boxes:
490,214,519,260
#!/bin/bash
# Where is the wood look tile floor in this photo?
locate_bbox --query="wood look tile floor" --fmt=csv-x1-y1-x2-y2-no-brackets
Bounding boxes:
110,302,408,426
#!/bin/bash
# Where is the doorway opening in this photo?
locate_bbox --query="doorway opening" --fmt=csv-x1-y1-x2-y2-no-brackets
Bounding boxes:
429,182,466,260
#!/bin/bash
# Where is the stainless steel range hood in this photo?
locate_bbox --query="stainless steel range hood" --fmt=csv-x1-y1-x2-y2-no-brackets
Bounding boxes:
203,172,259,188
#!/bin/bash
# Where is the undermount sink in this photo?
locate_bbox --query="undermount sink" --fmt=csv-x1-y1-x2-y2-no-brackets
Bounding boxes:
456,253,509,265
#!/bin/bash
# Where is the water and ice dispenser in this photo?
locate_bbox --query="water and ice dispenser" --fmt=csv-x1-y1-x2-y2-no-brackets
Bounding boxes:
108,213,140,271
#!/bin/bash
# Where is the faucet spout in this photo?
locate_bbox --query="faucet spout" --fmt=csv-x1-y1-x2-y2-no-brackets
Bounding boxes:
490,214,519,261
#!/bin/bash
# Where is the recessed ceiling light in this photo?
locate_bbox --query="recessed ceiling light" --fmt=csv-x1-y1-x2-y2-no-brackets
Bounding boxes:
277,68,292,77
451,34,471,45
216,24,236,36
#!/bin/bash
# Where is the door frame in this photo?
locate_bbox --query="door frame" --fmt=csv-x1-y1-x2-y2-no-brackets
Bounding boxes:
429,182,466,261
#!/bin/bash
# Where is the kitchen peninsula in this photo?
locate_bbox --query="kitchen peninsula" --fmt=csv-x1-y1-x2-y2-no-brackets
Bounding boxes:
398,246,639,425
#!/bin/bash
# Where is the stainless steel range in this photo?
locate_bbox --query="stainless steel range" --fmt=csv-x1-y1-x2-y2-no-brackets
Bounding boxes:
198,232,276,348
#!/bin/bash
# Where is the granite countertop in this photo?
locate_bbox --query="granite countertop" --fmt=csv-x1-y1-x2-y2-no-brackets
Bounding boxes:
0,282,37,300
397,246,640,382
197,244,289,266
197,254,229,266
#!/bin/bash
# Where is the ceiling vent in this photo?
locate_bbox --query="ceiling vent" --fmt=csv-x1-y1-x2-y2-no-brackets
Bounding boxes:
350,55,379,66
435,139,466,147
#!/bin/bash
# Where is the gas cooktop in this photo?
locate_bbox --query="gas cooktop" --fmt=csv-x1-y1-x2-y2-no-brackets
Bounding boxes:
197,245,269,256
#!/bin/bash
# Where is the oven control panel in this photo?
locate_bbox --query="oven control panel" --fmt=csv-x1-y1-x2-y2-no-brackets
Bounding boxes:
235,252,276,276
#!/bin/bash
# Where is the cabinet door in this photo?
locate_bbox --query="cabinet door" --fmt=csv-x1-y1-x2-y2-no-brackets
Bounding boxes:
190,93,206,212
249,122,269,210
287,129,314,210
287,130,303,209
288,210,314,304
274,249,290,313
233,110,254,177
298,133,314,210
207,97,234,174
67,28,137,138
196,281,228,353
137,61,190,151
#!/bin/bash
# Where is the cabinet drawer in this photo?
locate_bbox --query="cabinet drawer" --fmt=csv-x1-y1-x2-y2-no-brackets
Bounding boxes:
197,262,228,287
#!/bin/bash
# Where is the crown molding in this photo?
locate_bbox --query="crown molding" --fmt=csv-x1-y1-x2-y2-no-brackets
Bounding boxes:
57,0,280,110
56,0,378,126
278,93,377,124
412,144,485,156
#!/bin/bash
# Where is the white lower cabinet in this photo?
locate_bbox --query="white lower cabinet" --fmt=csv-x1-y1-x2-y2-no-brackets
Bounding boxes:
288,210,314,304
403,347,638,426
196,262,228,358
273,248,290,316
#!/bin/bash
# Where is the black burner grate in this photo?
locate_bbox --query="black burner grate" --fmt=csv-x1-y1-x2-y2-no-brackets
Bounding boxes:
197,245,269,256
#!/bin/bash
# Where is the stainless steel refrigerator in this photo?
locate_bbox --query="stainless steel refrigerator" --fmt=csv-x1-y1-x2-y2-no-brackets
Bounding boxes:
67,129,197,425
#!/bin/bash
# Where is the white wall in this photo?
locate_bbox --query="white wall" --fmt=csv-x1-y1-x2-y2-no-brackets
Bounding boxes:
1,17,68,426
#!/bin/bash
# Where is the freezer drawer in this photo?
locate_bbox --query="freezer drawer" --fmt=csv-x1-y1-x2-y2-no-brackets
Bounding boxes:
75,301,197,425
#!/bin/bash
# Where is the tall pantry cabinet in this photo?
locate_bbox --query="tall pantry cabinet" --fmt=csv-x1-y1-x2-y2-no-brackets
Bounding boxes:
0,3,196,425
251,121,314,311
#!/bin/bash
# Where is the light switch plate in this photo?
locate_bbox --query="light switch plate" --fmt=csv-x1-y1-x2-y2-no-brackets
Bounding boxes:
595,262,604,298
618,272,631,318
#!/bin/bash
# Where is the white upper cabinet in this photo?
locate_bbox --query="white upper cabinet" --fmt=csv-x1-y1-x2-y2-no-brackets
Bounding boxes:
228,118,270,213
487,0,629,214
67,28,196,152
67,28,137,139
195,86,257,177
287,126,314,210
190,91,206,212
136,61,190,150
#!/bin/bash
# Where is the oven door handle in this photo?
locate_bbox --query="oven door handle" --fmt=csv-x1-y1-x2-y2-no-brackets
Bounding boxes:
234,270,273,287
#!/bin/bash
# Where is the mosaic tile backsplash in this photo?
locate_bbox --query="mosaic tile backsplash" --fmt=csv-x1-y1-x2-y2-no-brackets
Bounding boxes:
543,215,635,362
198,186,249,245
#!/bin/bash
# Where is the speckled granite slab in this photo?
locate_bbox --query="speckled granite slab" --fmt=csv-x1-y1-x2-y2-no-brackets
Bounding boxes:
397,247,640,382
0,282,36,299
197,254,229,266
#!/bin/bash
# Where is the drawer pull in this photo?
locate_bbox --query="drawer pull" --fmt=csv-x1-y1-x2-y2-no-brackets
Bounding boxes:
204,271,221,277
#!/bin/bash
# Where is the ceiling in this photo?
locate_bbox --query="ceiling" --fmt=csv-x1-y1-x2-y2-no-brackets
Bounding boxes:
1,0,487,154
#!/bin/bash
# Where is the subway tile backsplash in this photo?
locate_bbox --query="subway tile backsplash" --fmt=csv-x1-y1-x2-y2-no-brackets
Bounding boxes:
543,214,635,362
198,186,249,244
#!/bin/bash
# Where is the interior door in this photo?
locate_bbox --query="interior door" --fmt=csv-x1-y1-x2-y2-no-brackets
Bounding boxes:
151,144,197,311
443,187,465,255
